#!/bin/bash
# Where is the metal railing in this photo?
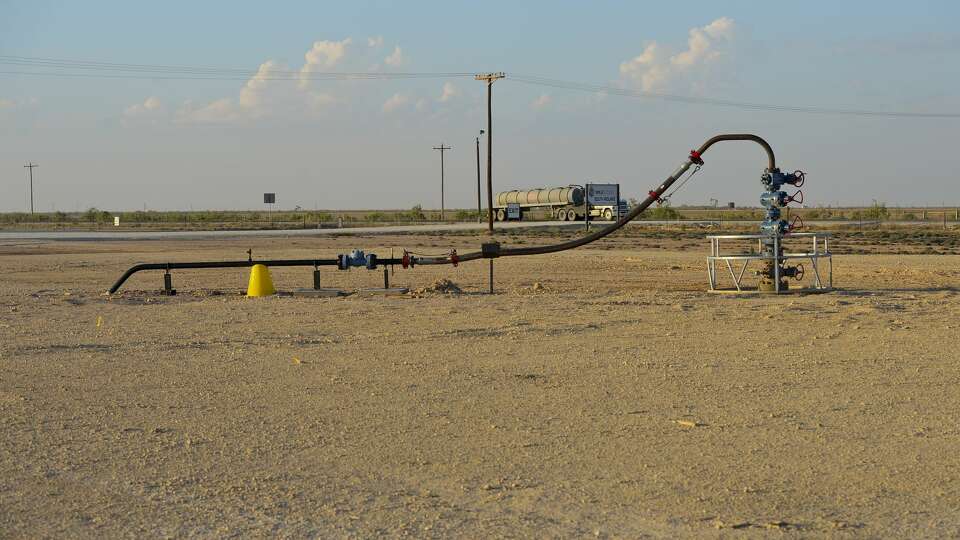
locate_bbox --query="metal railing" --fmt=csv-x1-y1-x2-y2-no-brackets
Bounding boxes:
707,232,832,293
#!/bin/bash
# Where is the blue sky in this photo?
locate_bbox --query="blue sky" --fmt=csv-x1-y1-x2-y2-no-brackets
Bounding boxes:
2,1,960,211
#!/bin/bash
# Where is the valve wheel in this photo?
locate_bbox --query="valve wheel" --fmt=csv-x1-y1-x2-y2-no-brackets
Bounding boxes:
789,215,805,232
793,170,806,187
794,263,805,281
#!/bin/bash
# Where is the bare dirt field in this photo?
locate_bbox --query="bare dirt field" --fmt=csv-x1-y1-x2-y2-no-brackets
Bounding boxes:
2,230,959,538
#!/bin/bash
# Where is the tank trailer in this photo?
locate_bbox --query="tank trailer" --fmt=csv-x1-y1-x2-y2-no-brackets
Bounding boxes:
493,186,628,222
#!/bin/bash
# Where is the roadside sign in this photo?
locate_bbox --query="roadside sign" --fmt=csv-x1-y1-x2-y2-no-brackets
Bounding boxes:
585,183,621,230
113,216,120,227
586,183,618,206
263,193,276,204
507,203,521,220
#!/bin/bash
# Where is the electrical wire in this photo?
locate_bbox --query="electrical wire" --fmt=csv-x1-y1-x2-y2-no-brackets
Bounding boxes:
0,55,475,80
661,164,702,203
0,70,471,81
4,55,958,118
508,74,960,119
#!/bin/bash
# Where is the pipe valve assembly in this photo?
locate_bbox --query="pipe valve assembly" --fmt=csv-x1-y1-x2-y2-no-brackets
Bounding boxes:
337,250,379,270
757,169,808,291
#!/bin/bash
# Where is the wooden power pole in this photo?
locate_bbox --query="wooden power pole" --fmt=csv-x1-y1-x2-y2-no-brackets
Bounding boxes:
432,144,451,221
475,72,504,232
476,130,484,223
24,162,38,214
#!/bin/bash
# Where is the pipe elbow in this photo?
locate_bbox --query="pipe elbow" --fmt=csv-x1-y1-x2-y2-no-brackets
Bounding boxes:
696,134,776,171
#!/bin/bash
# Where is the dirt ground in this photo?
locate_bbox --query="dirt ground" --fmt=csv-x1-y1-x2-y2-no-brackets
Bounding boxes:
1,231,959,538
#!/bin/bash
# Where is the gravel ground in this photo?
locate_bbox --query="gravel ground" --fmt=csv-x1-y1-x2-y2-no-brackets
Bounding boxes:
1,234,959,538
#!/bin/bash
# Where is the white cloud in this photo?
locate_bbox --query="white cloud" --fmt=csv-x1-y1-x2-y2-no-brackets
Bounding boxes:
384,45,404,67
177,55,341,124
238,60,283,111
382,93,408,113
0,97,38,110
367,36,383,48
177,60,291,123
154,36,420,124
439,82,459,102
672,17,734,67
531,94,552,110
619,42,669,92
123,96,166,123
299,38,351,88
177,98,237,124
620,17,735,92
307,92,337,110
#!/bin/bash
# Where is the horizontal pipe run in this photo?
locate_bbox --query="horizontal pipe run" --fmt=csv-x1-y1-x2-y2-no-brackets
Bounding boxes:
109,258,406,294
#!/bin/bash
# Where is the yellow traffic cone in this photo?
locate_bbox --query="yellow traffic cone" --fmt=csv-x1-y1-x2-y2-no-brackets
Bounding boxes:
246,264,276,297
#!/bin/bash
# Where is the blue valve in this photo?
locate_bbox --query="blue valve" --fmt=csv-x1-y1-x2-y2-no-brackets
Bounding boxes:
337,249,378,270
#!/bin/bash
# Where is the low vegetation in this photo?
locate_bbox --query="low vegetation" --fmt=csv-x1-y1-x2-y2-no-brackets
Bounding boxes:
0,201,957,230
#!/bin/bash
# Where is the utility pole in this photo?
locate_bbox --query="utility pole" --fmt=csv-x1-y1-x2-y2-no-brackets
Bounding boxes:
24,163,38,214
475,72,504,232
476,130,484,223
432,144,451,221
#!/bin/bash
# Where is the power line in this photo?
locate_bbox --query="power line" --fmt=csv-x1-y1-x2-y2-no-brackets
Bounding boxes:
0,70,472,81
508,74,960,119
0,55,474,80
3,55,957,118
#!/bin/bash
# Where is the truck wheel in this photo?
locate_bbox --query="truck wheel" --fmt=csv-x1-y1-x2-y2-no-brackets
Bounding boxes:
567,210,578,221
603,208,613,220
496,208,506,221
557,209,568,221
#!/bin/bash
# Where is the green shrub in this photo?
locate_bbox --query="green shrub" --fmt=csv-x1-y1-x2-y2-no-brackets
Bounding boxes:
645,205,680,220
863,200,889,220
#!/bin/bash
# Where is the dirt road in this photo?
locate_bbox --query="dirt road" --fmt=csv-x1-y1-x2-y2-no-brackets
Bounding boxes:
1,235,958,537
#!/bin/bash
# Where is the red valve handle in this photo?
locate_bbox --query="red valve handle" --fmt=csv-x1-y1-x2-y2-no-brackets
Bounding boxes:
450,250,459,267
786,190,804,205
794,263,804,281
788,215,804,232
792,170,805,187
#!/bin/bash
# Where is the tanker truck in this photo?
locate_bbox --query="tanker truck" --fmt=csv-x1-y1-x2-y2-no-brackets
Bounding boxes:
493,184,629,221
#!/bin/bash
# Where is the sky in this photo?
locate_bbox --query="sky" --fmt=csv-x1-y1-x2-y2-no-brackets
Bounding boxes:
2,1,960,212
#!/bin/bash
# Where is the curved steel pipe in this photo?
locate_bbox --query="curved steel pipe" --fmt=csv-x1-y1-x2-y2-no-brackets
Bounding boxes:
417,133,776,262
696,133,775,171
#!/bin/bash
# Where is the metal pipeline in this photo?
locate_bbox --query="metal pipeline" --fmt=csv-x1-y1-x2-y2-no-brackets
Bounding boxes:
108,134,776,291
108,258,406,294
416,133,776,263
